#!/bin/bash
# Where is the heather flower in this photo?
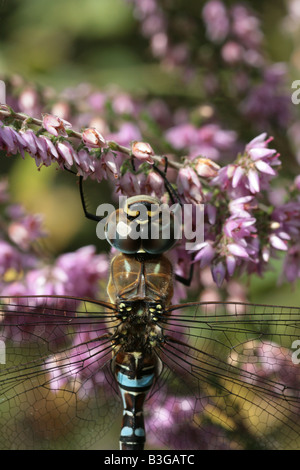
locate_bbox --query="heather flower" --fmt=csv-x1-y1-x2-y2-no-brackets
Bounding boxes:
108,122,141,147
0,76,296,297
150,32,168,58
0,124,25,155
230,5,263,50
271,202,300,241
131,141,155,164
223,216,256,242
268,201,300,262
0,183,110,343
76,149,96,175
222,216,257,271
116,171,146,196
269,232,289,251
221,41,244,64
24,266,70,297
141,12,167,37
56,140,78,168
205,202,216,225
55,246,108,298
202,0,230,43
202,205,260,285
228,195,257,218
97,151,122,181
165,123,198,150
87,92,106,112
211,260,226,287
177,167,203,205
165,123,236,161
8,214,46,250
213,134,280,196
194,158,220,177
42,113,72,137
145,171,165,198
82,128,106,149
241,64,291,129
19,246,108,299
39,135,60,163
193,241,215,267
20,129,38,157
112,92,139,116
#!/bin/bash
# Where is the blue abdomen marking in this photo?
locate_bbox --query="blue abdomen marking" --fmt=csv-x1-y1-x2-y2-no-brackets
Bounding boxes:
117,371,154,391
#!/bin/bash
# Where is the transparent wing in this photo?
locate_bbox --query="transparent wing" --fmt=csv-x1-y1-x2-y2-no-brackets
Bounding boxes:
0,295,121,450
146,302,300,450
1,296,300,450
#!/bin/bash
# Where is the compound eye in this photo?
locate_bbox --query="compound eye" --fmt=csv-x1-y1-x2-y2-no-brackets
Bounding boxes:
105,209,141,254
142,209,177,254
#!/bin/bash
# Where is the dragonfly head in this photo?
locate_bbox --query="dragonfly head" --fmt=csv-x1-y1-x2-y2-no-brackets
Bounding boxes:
105,195,178,255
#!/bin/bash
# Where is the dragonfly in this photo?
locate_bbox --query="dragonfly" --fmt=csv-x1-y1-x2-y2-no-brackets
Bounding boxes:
0,193,300,450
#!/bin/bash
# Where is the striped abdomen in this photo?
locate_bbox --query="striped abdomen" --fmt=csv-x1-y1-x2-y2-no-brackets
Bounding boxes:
114,351,158,450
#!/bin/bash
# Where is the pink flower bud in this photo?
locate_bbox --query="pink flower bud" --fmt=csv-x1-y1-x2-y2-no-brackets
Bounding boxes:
194,158,220,177
145,171,165,198
57,141,76,167
42,114,71,137
131,141,154,164
177,167,203,204
82,128,106,149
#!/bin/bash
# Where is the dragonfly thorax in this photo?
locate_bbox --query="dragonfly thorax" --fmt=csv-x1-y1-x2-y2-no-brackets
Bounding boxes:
113,302,164,353
107,252,174,305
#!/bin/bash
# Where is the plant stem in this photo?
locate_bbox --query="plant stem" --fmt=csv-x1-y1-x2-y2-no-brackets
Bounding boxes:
0,105,184,171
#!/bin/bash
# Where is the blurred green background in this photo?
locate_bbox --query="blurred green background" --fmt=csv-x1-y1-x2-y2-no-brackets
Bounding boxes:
0,0,300,450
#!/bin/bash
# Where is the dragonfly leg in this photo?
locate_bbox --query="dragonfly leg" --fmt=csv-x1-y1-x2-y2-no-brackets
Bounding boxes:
153,160,182,206
64,166,102,222
79,175,103,222
175,261,194,286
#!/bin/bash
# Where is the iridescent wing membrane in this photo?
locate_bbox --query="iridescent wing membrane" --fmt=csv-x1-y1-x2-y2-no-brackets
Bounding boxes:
0,296,300,450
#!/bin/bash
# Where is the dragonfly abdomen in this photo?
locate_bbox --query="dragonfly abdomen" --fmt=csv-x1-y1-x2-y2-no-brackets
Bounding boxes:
113,351,158,450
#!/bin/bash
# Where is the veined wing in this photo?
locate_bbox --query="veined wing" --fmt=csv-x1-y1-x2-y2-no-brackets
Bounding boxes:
147,301,300,450
0,295,121,450
1,296,300,450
